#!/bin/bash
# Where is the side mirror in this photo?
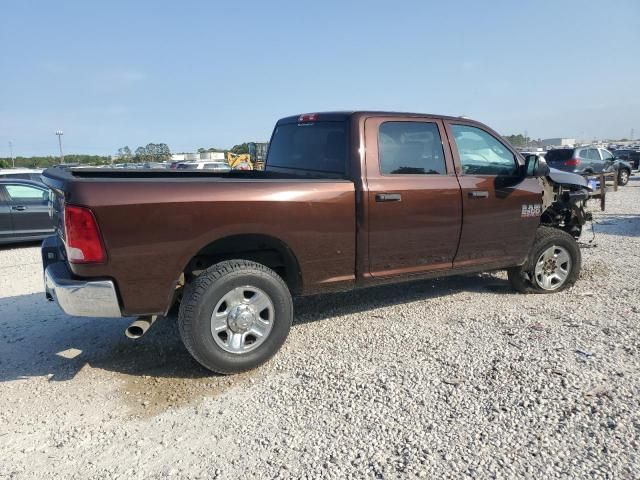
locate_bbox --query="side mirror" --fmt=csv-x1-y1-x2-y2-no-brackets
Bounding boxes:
524,154,550,177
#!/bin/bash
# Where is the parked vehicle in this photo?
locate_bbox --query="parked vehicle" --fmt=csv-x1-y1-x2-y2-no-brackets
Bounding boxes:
142,162,165,169
545,147,607,174
610,159,632,186
176,161,231,172
0,168,44,183
612,149,640,170
41,111,591,374
0,179,54,244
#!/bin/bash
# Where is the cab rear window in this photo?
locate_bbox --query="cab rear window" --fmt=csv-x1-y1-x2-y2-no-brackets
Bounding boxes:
266,121,348,175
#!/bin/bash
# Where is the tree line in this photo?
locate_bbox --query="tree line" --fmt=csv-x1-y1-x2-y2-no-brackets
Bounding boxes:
0,154,111,169
116,143,171,163
1,142,259,170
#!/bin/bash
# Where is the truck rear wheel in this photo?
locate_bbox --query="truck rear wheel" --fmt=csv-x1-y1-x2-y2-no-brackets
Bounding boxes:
507,226,581,294
178,260,293,374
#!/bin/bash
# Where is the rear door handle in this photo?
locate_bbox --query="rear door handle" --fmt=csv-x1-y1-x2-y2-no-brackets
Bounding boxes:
11,205,27,211
375,193,402,202
468,190,489,199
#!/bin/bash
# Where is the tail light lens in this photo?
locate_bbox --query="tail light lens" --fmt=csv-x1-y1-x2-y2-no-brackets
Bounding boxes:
564,158,581,166
64,204,106,264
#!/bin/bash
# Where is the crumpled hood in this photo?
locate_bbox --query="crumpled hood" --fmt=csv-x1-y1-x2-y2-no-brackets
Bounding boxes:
547,168,588,189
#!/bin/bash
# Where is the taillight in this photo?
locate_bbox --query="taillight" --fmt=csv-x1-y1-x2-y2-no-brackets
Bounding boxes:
64,204,106,264
564,158,581,166
298,113,319,122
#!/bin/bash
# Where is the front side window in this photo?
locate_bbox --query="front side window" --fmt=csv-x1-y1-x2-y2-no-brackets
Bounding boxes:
451,125,518,175
378,122,446,175
600,150,613,161
5,184,48,204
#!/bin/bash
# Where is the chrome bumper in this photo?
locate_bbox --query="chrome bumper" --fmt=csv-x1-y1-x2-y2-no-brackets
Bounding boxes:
44,262,122,318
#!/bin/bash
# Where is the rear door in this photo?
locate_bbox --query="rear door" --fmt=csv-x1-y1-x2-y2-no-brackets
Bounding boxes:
365,117,462,276
0,188,14,242
4,183,54,238
444,122,543,268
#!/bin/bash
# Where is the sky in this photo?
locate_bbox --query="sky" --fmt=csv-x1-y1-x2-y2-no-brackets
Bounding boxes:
1,0,639,157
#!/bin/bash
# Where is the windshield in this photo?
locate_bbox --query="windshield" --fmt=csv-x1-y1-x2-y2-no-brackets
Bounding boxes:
266,121,348,176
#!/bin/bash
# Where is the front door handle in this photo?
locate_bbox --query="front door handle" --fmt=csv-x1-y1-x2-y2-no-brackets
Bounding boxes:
375,193,402,202
11,205,27,211
468,190,489,199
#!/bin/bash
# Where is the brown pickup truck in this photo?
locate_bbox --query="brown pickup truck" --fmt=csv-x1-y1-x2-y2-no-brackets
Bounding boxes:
41,111,591,373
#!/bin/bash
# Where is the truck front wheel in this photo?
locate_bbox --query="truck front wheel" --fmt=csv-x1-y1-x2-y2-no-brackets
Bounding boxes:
178,260,293,374
507,226,581,294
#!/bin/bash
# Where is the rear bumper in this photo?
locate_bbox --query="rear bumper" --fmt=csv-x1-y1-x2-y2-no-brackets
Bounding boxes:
42,236,122,318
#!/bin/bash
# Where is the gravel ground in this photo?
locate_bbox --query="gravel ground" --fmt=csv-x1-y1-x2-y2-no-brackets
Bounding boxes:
1,177,639,479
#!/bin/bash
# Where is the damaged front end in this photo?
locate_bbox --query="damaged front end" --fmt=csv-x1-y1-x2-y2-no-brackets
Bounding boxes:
539,168,592,239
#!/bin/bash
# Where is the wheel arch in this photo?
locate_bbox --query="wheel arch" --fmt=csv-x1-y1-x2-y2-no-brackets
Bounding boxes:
180,233,303,295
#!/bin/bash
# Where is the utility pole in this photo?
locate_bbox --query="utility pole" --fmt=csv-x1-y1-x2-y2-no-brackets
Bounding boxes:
8,141,14,168
56,130,64,164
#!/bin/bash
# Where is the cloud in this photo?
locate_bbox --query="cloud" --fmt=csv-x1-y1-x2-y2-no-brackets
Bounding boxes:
460,60,479,71
101,68,145,84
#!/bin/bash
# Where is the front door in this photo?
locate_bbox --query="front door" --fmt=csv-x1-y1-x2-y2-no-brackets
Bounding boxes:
365,117,462,277
0,188,14,242
444,122,543,268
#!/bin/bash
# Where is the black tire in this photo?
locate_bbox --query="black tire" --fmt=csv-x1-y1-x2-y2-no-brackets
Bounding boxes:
178,259,293,374
618,168,630,186
507,226,581,294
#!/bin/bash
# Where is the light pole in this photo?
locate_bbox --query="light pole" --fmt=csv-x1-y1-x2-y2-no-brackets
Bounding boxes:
55,130,64,164
8,141,14,168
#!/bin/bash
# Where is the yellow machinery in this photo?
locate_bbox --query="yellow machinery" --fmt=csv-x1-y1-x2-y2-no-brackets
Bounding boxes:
226,152,253,170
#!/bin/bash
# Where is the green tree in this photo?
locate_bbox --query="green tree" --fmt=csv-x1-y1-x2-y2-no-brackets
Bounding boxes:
503,134,531,148
230,143,249,154
117,146,133,161
134,146,147,162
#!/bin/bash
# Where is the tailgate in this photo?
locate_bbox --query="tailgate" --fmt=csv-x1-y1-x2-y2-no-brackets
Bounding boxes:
42,169,67,241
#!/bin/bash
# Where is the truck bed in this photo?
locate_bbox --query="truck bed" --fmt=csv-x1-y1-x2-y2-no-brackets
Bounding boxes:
42,168,357,315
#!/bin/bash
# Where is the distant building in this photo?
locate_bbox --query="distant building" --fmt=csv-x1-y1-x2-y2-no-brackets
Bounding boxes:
171,154,186,161
541,138,575,148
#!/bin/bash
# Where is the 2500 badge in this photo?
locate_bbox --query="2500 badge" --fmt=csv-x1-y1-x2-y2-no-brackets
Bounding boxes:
521,204,542,218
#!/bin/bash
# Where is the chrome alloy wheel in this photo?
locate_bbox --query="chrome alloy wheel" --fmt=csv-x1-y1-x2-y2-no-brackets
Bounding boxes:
619,170,629,185
534,245,572,291
211,286,274,354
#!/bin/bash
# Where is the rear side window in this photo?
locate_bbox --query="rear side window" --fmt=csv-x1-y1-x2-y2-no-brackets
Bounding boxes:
266,121,347,175
451,125,518,175
587,149,601,160
5,184,49,204
378,122,446,175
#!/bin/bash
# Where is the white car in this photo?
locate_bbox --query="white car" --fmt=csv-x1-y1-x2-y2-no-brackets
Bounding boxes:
176,161,231,172
0,168,44,183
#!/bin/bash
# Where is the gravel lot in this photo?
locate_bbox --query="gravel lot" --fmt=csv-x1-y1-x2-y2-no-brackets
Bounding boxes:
1,177,639,479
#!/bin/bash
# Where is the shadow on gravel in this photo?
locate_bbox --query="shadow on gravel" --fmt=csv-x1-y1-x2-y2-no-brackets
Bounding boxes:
0,273,515,414
594,213,640,238
296,272,511,324
0,273,511,383
0,240,42,252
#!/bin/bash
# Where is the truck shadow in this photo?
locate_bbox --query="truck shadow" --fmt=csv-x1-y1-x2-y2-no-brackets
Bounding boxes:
593,213,640,238
0,273,510,384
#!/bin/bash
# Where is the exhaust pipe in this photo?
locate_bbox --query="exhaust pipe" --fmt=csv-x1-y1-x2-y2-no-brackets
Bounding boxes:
125,315,158,339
